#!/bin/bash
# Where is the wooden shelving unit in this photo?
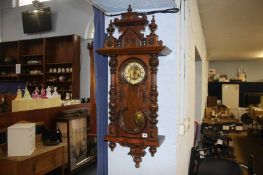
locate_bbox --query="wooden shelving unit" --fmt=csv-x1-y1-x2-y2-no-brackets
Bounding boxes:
18,38,44,93
46,62,72,65
45,35,80,99
19,74,44,76
0,41,19,82
0,65,16,67
0,35,80,99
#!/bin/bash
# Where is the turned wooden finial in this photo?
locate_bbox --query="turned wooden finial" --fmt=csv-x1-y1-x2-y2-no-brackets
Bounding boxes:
127,5,132,12
107,20,115,36
109,142,116,151
149,15,158,34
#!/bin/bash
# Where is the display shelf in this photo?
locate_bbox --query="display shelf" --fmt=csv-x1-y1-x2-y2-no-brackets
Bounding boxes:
0,79,18,82
46,81,71,83
0,75,18,83
21,64,43,66
0,35,80,99
0,41,18,63
19,38,44,57
45,35,80,98
57,90,72,92
27,85,42,87
0,41,18,84
46,62,72,65
20,54,44,57
0,75,18,78
0,65,16,67
19,74,44,76
46,72,72,74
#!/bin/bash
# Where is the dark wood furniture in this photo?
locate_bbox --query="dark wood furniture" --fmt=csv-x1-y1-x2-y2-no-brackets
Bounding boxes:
0,142,66,175
248,106,263,121
87,43,96,137
57,109,96,173
0,35,80,99
0,103,89,130
202,118,244,134
208,82,263,107
19,38,45,92
45,35,80,99
0,93,16,112
0,41,19,82
97,6,170,168
0,104,89,169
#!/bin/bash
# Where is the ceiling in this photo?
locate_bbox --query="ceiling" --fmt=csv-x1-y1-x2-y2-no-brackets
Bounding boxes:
89,0,176,13
197,0,263,61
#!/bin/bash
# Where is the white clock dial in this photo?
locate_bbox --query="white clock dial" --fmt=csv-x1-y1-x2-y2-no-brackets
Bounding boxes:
123,62,145,85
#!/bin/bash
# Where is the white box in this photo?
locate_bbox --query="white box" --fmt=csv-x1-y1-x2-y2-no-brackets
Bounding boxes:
8,123,35,156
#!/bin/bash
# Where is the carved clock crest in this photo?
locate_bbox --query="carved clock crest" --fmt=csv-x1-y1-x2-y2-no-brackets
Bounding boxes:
97,5,171,168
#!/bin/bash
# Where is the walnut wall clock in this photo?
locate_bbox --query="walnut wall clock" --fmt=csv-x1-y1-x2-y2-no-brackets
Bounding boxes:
97,5,171,168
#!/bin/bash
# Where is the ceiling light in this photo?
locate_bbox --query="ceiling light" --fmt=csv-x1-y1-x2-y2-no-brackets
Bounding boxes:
256,51,263,58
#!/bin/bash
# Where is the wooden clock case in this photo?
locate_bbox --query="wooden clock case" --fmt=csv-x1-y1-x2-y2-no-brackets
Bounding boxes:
97,5,171,168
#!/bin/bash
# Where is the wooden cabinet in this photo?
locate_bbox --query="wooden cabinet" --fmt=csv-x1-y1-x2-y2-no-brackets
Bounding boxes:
56,108,96,172
45,35,80,99
87,43,96,137
0,35,80,99
0,142,65,175
19,38,45,92
0,41,19,82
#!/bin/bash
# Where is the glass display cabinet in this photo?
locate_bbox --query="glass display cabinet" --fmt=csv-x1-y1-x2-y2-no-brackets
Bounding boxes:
56,108,96,172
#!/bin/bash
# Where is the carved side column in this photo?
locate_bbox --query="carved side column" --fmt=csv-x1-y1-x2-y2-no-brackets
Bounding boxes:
108,55,118,151
149,54,159,156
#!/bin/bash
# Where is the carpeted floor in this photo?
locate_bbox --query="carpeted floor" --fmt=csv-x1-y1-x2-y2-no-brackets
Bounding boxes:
231,131,263,175
76,163,97,175
47,163,97,175
49,132,263,175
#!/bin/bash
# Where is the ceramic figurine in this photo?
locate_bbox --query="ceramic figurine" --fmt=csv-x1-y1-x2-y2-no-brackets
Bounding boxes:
40,88,47,99
32,87,40,99
65,93,70,100
52,87,59,98
58,75,66,82
53,68,57,73
15,88,23,100
23,87,32,99
46,86,52,98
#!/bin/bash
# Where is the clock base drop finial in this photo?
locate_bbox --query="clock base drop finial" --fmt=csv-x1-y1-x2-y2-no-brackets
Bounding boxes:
149,146,157,157
129,146,146,168
109,142,116,151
